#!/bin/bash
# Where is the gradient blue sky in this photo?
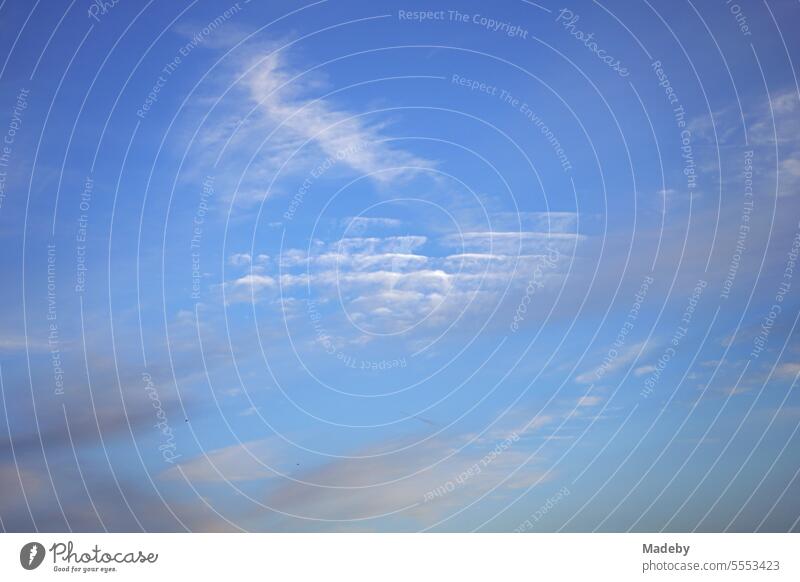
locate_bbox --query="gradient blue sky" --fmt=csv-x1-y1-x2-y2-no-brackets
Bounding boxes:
1,0,799,532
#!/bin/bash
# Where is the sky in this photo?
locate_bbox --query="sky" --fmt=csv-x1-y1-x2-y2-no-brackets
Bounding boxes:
0,0,799,532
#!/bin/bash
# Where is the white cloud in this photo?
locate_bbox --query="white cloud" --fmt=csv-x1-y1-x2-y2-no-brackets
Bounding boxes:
186,47,438,208
228,253,252,267
575,341,649,384
690,89,800,197
241,52,434,186
576,395,603,407
344,217,403,232
492,211,579,233
0,336,49,352
720,385,750,396
223,273,277,303
442,231,583,255
634,365,657,377
775,363,800,379
221,226,577,335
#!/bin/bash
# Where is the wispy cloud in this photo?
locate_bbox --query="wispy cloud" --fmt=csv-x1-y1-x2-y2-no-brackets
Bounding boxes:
690,89,800,197
192,49,437,206
575,341,649,384
242,52,434,182
260,433,552,529
775,363,800,379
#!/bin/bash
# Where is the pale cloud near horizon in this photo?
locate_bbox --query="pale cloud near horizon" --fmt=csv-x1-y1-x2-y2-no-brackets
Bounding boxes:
153,401,575,530
160,428,555,529
161,437,283,483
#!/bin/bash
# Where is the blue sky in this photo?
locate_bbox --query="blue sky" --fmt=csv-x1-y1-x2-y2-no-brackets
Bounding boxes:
1,0,800,532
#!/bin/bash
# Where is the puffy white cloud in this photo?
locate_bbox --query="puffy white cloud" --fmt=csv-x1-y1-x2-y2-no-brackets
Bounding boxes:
222,226,577,334
228,253,252,267
576,395,603,407
223,273,277,303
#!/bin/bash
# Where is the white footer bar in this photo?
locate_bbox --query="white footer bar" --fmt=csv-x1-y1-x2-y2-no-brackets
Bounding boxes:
1,533,796,581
